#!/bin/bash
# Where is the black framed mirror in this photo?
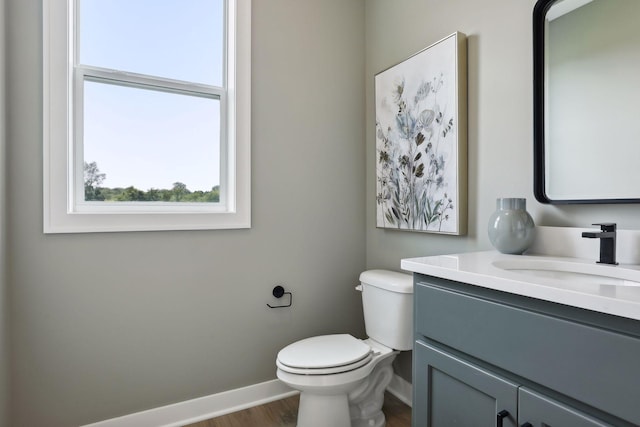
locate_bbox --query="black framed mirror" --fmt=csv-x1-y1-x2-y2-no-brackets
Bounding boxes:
533,0,640,204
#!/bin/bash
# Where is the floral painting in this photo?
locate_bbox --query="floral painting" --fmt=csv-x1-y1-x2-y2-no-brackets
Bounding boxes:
375,32,467,234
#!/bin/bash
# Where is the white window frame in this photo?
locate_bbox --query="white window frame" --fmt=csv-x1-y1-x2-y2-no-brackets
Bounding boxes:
43,0,251,233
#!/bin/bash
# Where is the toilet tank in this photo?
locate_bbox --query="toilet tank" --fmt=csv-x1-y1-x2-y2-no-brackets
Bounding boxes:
358,270,413,351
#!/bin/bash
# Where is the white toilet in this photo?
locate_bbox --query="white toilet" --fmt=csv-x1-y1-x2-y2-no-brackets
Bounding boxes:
276,270,413,427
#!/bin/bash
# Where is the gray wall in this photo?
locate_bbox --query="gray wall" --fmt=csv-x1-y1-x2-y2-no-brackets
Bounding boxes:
0,0,8,424
6,0,365,425
6,0,640,424
364,0,640,380
365,0,536,271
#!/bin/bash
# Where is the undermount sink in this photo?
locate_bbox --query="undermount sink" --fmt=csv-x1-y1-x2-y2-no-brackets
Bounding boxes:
492,258,640,287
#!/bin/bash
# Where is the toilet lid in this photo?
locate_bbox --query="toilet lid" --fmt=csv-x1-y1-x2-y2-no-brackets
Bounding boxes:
277,334,372,372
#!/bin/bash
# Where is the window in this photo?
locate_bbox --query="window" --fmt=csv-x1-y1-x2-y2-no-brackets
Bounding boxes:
43,0,251,233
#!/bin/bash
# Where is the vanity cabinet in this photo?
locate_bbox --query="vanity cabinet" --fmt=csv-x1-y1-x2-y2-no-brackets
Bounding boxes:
415,341,612,427
412,275,640,427
518,387,611,427
414,340,518,426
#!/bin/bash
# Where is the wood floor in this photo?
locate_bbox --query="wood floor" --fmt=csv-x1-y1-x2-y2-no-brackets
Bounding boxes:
184,392,411,427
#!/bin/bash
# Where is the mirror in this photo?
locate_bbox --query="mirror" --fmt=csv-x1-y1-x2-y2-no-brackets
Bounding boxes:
533,0,640,204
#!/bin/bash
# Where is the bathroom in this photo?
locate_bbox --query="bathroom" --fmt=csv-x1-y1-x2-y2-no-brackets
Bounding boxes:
1,0,639,426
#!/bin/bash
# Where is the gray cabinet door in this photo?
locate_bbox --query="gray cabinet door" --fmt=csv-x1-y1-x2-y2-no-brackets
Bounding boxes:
518,388,614,427
414,340,518,427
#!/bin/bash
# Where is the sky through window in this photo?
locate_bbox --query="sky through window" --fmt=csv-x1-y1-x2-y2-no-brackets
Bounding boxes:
79,0,224,192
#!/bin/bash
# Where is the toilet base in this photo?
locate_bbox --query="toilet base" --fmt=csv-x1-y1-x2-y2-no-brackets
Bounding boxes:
288,351,397,427
348,353,395,427
297,392,351,427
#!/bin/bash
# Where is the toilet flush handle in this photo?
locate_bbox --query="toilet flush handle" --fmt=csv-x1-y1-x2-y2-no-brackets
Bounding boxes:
355,284,363,292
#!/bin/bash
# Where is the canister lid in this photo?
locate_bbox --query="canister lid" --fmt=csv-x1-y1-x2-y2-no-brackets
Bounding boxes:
359,270,413,294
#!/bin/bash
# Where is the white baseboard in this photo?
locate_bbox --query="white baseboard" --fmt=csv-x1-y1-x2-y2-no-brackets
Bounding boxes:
80,379,298,427
81,375,412,427
387,374,412,408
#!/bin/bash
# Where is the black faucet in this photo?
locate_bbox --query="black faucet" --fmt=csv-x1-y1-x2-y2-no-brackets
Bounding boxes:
581,223,618,265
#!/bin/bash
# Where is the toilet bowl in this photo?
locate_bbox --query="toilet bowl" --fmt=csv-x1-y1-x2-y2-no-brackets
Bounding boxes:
277,335,396,427
275,270,413,427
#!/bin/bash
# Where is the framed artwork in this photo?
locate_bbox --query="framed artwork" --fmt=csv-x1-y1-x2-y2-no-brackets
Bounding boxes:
375,32,467,235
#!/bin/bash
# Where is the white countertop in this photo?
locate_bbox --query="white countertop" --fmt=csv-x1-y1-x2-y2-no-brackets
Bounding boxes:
401,251,640,321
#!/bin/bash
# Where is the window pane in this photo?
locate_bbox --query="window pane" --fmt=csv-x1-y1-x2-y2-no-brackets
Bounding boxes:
79,0,224,86
83,80,221,203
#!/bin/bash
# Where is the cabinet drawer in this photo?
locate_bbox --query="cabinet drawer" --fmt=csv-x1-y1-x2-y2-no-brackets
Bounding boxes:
415,280,640,424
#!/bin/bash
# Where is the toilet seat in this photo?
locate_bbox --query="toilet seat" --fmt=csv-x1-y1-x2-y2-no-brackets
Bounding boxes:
276,334,373,375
